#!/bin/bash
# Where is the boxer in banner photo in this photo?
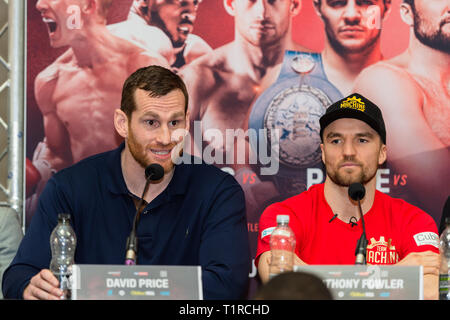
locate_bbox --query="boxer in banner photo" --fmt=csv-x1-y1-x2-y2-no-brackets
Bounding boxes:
179,0,310,217
109,0,212,70
313,0,391,95
28,0,169,220
108,1,175,66
353,0,450,224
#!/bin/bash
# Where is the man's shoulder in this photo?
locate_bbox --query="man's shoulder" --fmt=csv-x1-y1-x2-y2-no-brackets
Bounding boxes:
356,55,419,90
285,183,323,204
180,158,238,185
375,190,435,223
180,45,230,77
358,61,407,83
354,59,423,110
54,149,114,181
34,52,76,110
185,34,212,51
35,63,59,85
266,183,323,214
35,52,72,89
35,50,75,85
177,160,242,198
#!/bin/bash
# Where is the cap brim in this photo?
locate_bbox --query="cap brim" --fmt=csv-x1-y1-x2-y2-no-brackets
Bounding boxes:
320,108,383,142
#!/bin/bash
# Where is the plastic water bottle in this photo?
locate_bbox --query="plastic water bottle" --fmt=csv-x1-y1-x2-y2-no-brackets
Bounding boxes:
439,217,450,300
269,215,296,279
50,213,77,300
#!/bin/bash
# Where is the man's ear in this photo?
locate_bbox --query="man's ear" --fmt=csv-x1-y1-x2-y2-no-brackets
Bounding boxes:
378,143,387,166
400,2,414,27
313,0,322,19
185,109,191,133
320,143,325,164
291,0,302,16
223,0,236,17
382,0,392,20
114,109,129,139
82,0,97,15
137,0,150,9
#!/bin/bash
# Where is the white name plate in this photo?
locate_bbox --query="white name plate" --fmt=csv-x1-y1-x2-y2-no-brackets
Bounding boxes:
293,265,423,300
71,264,202,300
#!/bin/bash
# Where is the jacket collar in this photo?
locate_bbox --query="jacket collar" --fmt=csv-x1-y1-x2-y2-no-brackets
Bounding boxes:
106,142,190,199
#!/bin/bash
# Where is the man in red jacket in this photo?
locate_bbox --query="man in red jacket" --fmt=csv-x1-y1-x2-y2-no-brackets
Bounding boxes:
256,93,440,299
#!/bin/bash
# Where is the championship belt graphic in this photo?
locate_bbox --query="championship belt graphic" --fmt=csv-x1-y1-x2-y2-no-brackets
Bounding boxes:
248,51,343,196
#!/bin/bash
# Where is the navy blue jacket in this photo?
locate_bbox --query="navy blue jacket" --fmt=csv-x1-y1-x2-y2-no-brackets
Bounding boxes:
2,144,250,299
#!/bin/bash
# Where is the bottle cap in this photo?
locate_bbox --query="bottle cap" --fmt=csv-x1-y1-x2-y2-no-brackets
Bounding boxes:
58,213,71,222
276,215,290,224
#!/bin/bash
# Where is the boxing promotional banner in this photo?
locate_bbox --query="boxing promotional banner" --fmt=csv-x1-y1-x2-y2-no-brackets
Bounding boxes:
26,0,449,297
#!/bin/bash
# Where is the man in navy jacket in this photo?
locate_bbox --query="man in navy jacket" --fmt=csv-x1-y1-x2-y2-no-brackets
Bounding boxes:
3,65,250,300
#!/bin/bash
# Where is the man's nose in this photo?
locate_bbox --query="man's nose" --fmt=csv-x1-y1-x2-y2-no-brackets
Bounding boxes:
342,1,362,24
180,12,196,23
342,139,357,156
156,126,172,145
253,0,269,21
180,0,198,21
36,0,48,12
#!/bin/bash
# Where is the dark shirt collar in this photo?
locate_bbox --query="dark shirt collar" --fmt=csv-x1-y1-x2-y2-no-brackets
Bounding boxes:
106,142,190,199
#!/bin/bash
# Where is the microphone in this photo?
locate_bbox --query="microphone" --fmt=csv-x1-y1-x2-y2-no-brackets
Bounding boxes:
125,164,164,265
348,182,365,201
329,213,338,223
348,182,368,265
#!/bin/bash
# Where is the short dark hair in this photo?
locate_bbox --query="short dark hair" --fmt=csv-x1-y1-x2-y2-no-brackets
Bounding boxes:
120,65,189,119
316,0,391,6
254,272,333,300
403,0,415,9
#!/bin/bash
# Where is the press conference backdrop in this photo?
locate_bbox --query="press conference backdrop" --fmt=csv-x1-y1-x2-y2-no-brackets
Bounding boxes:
25,0,449,297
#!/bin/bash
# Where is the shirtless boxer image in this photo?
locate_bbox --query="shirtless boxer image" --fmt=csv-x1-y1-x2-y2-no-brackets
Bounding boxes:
110,0,212,69
27,0,168,220
354,0,450,223
313,0,392,95
108,1,175,66
179,0,309,214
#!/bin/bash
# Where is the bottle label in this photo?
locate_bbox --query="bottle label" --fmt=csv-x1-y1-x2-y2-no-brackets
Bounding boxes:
439,274,449,292
272,229,293,238
53,271,73,300
261,227,275,239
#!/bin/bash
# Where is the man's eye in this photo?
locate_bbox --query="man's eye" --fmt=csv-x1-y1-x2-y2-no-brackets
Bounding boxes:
331,139,341,144
359,138,368,143
170,120,179,126
328,0,347,8
146,120,158,127
359,0,375,6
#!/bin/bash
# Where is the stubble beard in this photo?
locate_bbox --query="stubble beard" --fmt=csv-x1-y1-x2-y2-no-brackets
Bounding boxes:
413,11,450,54
326,157,377,187
127,128,175,173
324,18,381,55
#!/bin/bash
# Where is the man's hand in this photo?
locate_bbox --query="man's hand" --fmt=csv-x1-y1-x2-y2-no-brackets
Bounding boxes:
397,251,440,275
23,269,63,300
396,251,440,300
257,251,306,284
